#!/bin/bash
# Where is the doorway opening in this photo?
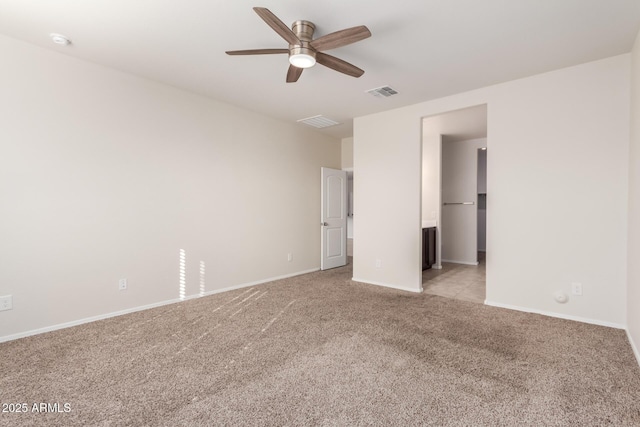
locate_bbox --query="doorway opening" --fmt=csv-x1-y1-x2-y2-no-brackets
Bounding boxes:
420,105,488,304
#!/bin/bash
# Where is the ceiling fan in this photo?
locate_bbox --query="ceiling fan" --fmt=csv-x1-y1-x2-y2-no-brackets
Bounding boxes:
226,7,371,83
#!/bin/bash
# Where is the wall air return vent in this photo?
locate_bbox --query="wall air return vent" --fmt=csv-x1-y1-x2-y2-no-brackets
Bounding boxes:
366,85,398,98
297,115,340,128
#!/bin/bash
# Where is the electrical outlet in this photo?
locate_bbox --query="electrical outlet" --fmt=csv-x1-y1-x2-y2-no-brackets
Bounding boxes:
0,295,12,311
119,279,127,291
287,253,292,262
571,282,583,296
375,259,381,268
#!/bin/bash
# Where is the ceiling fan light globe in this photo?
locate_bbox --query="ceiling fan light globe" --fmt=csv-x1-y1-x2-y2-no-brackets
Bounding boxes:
289,53,316,68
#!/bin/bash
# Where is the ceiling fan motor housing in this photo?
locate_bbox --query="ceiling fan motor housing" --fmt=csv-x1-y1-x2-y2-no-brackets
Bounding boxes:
289,20,316,63
292,20,315,41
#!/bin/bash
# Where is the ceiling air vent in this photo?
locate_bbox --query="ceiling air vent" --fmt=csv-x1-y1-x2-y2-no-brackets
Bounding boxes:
366,85,398,98
297,115,340,128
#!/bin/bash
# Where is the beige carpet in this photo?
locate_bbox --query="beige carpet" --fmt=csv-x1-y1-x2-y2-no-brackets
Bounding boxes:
1,262,640,426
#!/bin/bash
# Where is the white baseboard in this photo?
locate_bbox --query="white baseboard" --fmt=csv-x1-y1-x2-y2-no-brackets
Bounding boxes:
0,267,320,343
351,277,422,293
484,300,626,330
441,259,479,266
627,329,640,368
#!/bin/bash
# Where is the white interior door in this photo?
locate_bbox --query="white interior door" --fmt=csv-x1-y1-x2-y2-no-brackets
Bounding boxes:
321,167,347,270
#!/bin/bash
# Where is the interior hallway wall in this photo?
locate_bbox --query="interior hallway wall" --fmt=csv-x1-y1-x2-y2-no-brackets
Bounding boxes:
0,35,341,340
421,133,441,225
341,137,354,170
341,137,354,243
627,28,640,362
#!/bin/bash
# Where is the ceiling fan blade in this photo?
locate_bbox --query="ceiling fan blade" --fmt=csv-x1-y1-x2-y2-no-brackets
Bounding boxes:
286,65,303,83
226,48,289,55
310,25,371,52
253,7,300,46
316,52,364,78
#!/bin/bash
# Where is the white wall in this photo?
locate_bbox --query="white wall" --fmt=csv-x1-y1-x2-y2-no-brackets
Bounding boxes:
441,138,486,264
421,134,440,224
628,29,640,361
341,137,354,169
354,54,630,326
0,35,341,340
354,108,423,292
341,137,354,240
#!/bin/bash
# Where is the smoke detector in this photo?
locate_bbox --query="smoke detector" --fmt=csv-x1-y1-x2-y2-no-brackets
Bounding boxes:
50,33,71,45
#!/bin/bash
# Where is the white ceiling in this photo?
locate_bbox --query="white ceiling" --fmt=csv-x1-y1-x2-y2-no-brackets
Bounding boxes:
0,1,639,139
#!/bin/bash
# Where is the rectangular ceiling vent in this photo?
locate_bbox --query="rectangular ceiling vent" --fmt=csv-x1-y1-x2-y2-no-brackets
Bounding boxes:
297,115,340,128
366,85,398,98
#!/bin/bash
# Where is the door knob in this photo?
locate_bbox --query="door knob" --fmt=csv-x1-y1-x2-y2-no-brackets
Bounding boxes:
321,222,328,226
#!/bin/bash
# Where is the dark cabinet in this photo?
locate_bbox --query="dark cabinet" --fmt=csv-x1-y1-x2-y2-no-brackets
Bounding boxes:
422,227,436,270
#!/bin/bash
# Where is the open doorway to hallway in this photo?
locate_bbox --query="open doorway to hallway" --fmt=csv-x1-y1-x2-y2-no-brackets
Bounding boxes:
421,105,488,304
